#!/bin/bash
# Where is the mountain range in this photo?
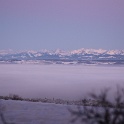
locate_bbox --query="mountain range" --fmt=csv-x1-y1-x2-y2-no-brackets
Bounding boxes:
0,48,124,65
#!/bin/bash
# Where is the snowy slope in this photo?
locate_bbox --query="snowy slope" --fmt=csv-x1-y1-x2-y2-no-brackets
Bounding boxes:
0,99,81,124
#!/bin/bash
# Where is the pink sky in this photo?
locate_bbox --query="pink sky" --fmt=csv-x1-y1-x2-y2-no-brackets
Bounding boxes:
1,0,124,22
0,0,124,50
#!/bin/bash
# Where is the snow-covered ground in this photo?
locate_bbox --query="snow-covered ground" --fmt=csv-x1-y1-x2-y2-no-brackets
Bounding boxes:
0,99,81,124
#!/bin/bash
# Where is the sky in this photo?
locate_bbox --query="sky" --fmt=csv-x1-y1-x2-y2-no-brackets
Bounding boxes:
0,0,124,51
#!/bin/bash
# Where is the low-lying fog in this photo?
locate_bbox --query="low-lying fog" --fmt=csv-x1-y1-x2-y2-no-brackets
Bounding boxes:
0,64,124,100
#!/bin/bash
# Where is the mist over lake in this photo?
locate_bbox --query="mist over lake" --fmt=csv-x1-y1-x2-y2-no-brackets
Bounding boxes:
0,64,124,100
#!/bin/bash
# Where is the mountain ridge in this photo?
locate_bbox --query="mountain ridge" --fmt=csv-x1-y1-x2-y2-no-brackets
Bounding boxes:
0,48,124,55
0,48,124,65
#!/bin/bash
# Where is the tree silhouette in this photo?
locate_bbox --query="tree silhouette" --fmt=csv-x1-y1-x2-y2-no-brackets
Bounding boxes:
69,87,124,124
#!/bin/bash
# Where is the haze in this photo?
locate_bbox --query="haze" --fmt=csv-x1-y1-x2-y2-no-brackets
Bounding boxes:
0,64,124,100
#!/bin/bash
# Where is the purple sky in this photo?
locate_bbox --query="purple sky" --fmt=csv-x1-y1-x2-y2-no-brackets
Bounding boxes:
0,0,124,50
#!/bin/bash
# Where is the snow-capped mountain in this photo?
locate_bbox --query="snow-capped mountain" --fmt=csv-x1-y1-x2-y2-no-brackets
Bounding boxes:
0,48,124,65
